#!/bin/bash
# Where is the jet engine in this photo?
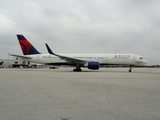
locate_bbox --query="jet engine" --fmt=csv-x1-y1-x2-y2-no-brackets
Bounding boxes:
84,61,100,70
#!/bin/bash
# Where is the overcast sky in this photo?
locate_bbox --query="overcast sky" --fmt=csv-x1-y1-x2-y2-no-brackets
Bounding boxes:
0,0,160,65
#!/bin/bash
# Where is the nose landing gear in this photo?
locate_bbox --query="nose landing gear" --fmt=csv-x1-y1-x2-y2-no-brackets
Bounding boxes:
129,65,132,72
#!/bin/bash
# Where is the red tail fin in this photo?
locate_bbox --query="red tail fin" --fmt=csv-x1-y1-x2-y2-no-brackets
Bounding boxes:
17,35,40,55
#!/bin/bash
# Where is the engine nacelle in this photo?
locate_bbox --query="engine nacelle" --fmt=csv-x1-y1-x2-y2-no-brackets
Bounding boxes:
84,61,100,70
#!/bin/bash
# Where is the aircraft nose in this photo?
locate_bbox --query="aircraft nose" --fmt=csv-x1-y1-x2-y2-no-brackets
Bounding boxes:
143,60,147,64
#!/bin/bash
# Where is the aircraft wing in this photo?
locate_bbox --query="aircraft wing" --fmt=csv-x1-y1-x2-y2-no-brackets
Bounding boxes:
10,54,32,59
45,43,86,64
54,54,86,64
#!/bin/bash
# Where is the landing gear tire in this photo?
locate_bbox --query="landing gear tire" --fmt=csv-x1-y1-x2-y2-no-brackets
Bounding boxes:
73,69,82,72
129,70,132,72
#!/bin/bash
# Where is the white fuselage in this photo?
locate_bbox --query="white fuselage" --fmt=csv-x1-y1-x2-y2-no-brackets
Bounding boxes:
21,53,147,66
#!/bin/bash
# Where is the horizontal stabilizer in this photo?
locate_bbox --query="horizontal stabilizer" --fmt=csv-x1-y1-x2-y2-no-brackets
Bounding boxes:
10,54,32,59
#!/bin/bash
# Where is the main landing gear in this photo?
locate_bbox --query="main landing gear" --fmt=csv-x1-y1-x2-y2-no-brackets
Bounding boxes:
73,69,82,72
73,64,82,72
129,65,132,72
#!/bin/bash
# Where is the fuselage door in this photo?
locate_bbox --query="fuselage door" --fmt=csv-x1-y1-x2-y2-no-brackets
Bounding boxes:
106,56,109,61
37,55,40,61
133,56,136,61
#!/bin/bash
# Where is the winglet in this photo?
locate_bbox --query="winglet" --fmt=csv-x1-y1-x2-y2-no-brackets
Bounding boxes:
45,43,56,55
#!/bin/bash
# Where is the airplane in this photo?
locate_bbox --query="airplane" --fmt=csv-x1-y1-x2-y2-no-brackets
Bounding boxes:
10,34,147,72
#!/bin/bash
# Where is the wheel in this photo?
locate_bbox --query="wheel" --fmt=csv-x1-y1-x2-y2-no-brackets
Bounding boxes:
73,69,82,72
129,70,132,72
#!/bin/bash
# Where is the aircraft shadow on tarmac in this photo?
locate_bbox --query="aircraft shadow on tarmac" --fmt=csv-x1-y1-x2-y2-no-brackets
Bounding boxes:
14,68,160,74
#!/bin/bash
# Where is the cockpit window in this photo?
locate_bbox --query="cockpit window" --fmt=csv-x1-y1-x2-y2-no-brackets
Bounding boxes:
139,57,143,59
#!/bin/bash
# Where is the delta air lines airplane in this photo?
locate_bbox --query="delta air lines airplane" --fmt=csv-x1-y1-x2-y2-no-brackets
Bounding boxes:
11,35,147,72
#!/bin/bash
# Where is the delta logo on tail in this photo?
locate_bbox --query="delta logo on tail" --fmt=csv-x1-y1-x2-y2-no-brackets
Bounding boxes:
17,35,40,55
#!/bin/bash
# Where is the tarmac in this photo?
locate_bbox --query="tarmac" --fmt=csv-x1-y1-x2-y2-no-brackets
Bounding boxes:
0,68,160,120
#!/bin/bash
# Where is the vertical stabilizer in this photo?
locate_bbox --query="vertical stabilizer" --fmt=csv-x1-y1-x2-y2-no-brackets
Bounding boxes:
17,35,41,55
